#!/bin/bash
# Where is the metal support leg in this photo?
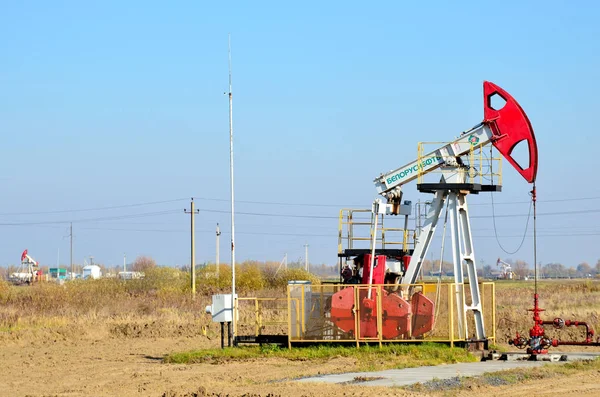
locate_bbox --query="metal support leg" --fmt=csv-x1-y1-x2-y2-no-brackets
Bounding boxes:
448,192,485,340
448,193,467,338
402,190,448,289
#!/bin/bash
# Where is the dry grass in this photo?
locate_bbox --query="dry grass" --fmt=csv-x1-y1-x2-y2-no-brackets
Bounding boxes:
0,265,318,342
2,269,600,348
2,272,600,397
494,279,600,344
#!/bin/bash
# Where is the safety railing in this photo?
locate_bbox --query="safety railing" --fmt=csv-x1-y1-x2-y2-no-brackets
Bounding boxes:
286,282,496,347
381,227,416,252
338,209,382,253
338,208,414,255
235,297,290,337
416,141,503,186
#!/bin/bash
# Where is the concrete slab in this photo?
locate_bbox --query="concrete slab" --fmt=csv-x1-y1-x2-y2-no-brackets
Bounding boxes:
297,352,600,387
298,361,547,387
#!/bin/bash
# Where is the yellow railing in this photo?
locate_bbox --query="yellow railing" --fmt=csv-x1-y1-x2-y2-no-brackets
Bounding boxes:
380,227,415,251
235,297,290,337
416,141,503,186
234,282,496,349
285,282,496,347
338,208,413,254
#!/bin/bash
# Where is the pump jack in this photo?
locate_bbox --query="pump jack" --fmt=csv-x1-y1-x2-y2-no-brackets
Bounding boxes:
331,81,538,344
9,249,41,285
496,258,515,280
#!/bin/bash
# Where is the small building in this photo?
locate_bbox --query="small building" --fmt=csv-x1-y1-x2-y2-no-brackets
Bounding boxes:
118,271,144,280
49,268,67,279
82,265,101,279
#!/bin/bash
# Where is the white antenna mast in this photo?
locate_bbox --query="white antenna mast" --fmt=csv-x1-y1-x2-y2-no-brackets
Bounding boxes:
228,33,237,344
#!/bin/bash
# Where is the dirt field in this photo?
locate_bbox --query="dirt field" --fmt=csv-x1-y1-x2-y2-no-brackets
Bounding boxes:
2,279,600,396
2,335,600,397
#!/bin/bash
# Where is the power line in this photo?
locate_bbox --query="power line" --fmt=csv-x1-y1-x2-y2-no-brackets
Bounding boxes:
197,207,600,220
1,204,599,227
470,195,600,206
193,195,600,208
471,208,600,219
74,225,600,239
192,196,360,208
0,194,598,218
79,226,335,237
0,198,188,216
196,208,338,219
0,210,180,226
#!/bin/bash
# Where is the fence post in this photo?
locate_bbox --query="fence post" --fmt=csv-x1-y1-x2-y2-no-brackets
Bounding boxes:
287,286,292,349
354,286,360,348
377,285,383,348
449,284,454,348
254,299,260,336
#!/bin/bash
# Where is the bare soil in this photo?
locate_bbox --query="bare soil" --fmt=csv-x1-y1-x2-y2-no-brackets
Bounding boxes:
2,334,600,397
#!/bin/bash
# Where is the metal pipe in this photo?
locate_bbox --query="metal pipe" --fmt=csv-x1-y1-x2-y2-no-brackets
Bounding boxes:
221,322,225,349
542,318,595,342
555,341,600,347
367,200,380,299
227,321,232,347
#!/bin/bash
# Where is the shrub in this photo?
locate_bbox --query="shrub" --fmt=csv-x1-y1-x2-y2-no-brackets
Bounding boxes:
272,268,321,288
138,266,187,292
195,263,321,293
237,263,266,291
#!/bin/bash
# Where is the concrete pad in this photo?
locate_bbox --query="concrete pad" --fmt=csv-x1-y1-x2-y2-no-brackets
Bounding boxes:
297,351,600,387
297,361,549,387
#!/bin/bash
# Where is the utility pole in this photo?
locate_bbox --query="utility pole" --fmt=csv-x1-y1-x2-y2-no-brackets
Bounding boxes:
216,223,221,278
304,244,309,272
70,223,73,279
123,253,126,272
184,198,199,296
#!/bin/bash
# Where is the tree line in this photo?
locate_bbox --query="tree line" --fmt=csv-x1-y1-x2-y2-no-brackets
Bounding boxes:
3,255,600,281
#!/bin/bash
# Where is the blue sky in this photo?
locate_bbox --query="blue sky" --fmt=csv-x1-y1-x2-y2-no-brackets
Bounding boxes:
1,1,599,270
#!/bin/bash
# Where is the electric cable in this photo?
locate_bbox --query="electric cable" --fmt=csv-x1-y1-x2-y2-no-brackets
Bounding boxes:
1,194,600,219
196,208,338,219
488,145,532,255
192,196,361,208
469,195,600,206
0,198,188,216
491,192,532,254
0,210,180,226
533,183,538,296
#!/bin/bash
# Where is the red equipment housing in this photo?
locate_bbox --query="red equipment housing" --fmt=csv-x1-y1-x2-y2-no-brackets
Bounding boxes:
361,254,386,285
331,254,434,340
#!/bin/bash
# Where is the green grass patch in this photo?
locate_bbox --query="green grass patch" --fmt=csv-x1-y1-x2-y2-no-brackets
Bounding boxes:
164,343,476,371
